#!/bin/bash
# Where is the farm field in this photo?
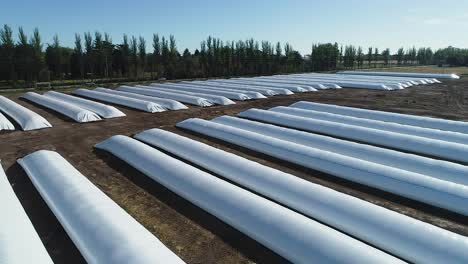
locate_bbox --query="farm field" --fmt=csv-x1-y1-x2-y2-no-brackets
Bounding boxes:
1,78,468,263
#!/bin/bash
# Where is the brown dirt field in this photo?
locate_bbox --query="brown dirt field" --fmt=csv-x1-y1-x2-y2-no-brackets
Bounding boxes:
1,79,468,263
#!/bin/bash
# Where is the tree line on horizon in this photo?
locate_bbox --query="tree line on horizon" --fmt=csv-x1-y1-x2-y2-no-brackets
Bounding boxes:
1,24,467,86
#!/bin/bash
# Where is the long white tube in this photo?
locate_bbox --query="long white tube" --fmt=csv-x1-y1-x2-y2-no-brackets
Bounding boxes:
95,135,403,264
17,150,184,264
135,128,468,264
188,81,279,95
338,71,460,80
293,73,427,85
73,89,165,113
176,82,268,98
215,78,337,90
0,162,53,264
230,79,313,91
291,101,468,134
0,95,51,131
277,75,409,89
22,92,101,123
45,91,126,119
213,116,468,186
93,88,187,110
238,109,468,163
149,83,250,101
141,85,235,105
270,106,468,145
119,86,213,107
177,118,468,215
0,111,15,131
213,79,298,94
283,73,416,86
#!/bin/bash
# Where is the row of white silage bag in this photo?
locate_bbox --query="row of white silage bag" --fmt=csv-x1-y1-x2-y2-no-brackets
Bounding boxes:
255,76,397,90
0,162,53,264
150,83,250,101
190,81,280,95
0,95,51,131
17,150,184,264
176,82,267,99
210,79,295,94
130,85,214,107
237,108,468,163
44,91,126,118
147,84,237,105
176,118,468,216
22,92,101,123
0,111,15,131
95,135,404,264
290,101,468,134
337,71,460,80
134,128,468,264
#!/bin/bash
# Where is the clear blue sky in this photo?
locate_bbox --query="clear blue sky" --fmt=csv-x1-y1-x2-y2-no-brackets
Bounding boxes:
3,0,467,54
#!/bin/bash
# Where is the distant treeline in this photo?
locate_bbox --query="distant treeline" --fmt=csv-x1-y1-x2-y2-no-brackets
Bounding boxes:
0,24,466,85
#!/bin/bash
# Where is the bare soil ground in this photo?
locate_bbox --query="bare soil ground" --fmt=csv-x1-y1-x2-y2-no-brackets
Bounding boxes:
1,79,468,263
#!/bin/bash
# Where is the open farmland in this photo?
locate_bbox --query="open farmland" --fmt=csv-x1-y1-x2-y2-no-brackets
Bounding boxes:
1,76,468,263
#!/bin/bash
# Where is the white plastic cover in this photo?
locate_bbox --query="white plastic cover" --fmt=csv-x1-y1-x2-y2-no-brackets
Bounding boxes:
95,135,403,264
145,85,236,105
118,86,213,107
210,80,295,94
177,118,468,215
93,88,188,110
271,106,468,145
0,111,15,131
238,109,468,163
252,76,394,90
150,83,251,101
22,92,101,123
17,150,184,264
0,95,51,131
213,116,468,186
291,101,468,134
338,71,460,79
177,82,267,99
45,91,126,119
135,128,468,264
73,89,165,113
189,81,279,96
276,75,407,89
0,162,53,264
228,79,310,92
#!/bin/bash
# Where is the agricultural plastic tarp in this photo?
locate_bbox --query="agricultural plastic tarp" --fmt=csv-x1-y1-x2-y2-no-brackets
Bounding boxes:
119,86,213,107
239,109,468,163
213,116,468,186
17,150,184,264
22,92,101,123
0,162,53,264
276,75,408,89
212,79,297,94
144,85,236,105
338,71,460,79
177,118,468,216
0,112,15,131
229,79,311,92
291,101,468,134
135,128,468,264
150,83,250,101
45,91,126,119
0,95,51,131
96,135,403,264
93,88,187,110
177,82,267,99
187,81,279,96
293,73,426,85
73,89,165,113
271,106,468,145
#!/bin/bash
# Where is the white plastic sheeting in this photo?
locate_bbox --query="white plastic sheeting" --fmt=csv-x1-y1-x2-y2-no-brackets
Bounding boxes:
119,86,213,107
17,150,184,264
238,109,468,163
73,89,165,113
212,79,298,94
213,116,468,186
291,101,468,134
275,75,407,90
150,83,250,101
222,79,340,90
95,135,403,264
270,106,468,145
0,96,51,131
177,118,468,215
0,111,15,131
177,82,267,99
252,77,395,90
142,86,235,105
135,129,468,264
294,73,430,85
338,71,460,80
0,162,53,264
45,91,126,119
93,88,188,110
22,92,101,123
190,81,280,96
231,78,312,92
